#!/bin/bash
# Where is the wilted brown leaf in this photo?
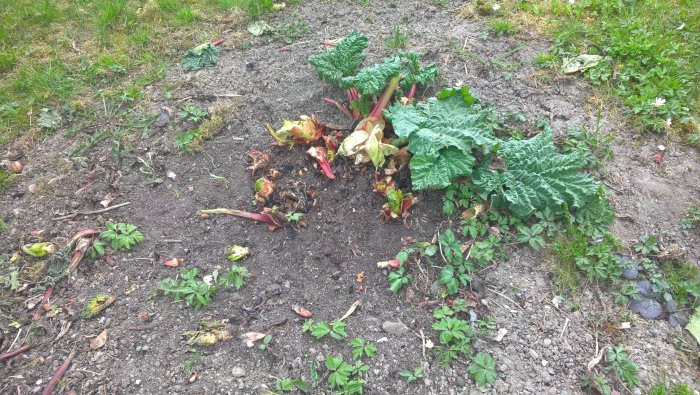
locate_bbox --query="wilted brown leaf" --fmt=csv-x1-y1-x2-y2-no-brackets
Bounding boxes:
292,305,312,318
239,331,267,347
90,329,108,350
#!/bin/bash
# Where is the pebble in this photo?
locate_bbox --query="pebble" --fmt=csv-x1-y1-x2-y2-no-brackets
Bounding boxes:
636,280,655,299
669,313,689,328
541,360,549,367
529,349,539,359
629,298,662,320
382,320,408,335
231,367,246,378
543,338,552,347
666,299,677,313
622,267,639,280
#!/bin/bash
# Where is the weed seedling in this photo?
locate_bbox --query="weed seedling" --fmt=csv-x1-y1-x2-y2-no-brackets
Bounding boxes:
489,19,516,36
634,235,660,255
388,266,413,293
100,222,145,251
303,320,348,340
469,352,497,388
179,105,208,122
218,264,250,290
399,367,424,384
350,338,377,360
386,25,410,51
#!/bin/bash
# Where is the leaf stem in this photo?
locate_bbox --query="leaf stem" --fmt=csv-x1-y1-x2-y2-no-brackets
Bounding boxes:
323,98,354,120
370,76,401,118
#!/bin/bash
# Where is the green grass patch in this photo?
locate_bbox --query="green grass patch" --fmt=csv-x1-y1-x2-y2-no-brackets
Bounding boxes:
504,0,699,138
0,0,298,148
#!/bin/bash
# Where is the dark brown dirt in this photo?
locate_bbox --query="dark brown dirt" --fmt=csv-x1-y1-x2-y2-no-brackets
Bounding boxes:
1,1,699,394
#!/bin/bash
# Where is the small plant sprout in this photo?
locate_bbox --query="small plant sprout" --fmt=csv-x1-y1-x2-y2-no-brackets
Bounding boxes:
350,338,377,360
259,335,272,350
179,104,208,122
399,367,424,384
100,222,145,251
469,352,497,388
303,320,348,340
634,235,660,255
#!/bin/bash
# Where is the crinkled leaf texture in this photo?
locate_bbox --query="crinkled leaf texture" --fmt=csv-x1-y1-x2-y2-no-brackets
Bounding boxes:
384,87,496,189
398,50,439,91
341,56,401,95
308,30,369,85
183,43,220,72
472,129,598,217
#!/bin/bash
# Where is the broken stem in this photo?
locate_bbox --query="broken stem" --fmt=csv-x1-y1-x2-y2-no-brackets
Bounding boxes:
43,350,76,395
323,98,354,120
32,286,53,320
0,344,33,361
198,208,274,225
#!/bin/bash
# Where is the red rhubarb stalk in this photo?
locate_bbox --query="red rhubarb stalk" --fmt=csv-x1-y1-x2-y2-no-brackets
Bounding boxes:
0,344,33,361
306,147,335,179
323,98,354,120
211,37,225,46
407,83,417,102
43,350,76,395
65,238,91,274
32,286,54,320
198,209,275,224
369,76,401,118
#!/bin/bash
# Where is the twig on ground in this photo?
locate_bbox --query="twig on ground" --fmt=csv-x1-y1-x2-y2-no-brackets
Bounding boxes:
0,344,33,361
42,350,76,395
560,317,570,338
419,329,426,360
52,202,132,221
486,286,524,310
280,40,311,52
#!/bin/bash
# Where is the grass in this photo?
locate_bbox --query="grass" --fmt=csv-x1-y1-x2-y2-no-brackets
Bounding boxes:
386,25,410,51
0,0,298,149
494,0,699,142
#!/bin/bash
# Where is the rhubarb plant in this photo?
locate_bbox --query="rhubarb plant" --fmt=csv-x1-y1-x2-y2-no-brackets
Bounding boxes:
385,86,497,190
309,31,437,168
472,127,598,216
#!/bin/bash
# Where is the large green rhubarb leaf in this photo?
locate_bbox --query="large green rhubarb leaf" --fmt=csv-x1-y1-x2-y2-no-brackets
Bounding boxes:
410,148,474,190
397,50,439,91
309,30,369,85
340,56,401,95
472,129,598,216
384,86,497,190
183,43,220,72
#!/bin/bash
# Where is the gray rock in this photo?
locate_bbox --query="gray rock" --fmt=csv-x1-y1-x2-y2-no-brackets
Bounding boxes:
622,267,639,280
231,367,246,378
382,321,408,335
666,299,677,313
636,280,655,299
668,313,689,328
529,349,539,359
629,298,662,320
543,338,552,347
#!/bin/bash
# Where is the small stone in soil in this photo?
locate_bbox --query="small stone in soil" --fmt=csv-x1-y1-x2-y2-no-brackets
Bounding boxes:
231,367,246,378
629,298,662,320
668,313,689,328
665,299,677,313
636,280,655,299
622,267,639,280
382,320,408,335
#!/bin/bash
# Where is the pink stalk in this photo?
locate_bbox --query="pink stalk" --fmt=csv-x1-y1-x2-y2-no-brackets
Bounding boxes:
306,147,335,179
32,286,54,320
350,88,360,102
321,41,336,47
211,37,225,46
198,209,275,225
43,350,76,395
323,98,354,120
369,76,401,118
407,83,417,102
65,229,100,251
0,344,33,361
